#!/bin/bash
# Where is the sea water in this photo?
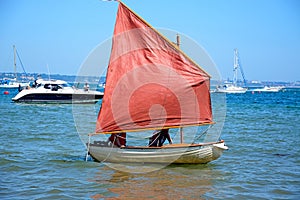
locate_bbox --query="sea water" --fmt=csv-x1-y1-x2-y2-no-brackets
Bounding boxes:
0,88,299,199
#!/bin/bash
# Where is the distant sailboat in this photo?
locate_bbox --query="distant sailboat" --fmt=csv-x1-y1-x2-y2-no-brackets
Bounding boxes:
85,1,227,164
215,49,247,94
0,45,29,89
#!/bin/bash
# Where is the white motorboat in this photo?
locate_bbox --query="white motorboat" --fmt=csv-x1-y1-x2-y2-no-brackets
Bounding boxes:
12,79,103,104
215,84,247,94
252,86,284,92
0,78,29,89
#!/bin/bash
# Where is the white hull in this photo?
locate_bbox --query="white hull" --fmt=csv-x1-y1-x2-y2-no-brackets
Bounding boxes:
0,82,29,88
252,86,283,92
214,85,247,94
88,141,228,164
12,79,103,103
12,88,103,104
214,49,247,94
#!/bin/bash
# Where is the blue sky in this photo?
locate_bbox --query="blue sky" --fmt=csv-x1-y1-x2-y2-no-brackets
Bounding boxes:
0,0,299,81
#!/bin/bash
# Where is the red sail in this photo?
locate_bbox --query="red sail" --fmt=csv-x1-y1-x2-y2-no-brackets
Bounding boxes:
96,2,212,134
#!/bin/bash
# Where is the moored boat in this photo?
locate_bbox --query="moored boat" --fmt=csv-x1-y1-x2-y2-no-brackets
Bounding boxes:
12,78,103,104
215,49,247,93
252,86,284,92
0,78,29,89
215,84,247,94
0,45,30,89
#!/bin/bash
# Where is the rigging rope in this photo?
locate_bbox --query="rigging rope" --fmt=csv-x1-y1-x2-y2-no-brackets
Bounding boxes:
192,124,213,144
238,55,247,86
15,48,28,76
85,135,91,161
148,130,161,146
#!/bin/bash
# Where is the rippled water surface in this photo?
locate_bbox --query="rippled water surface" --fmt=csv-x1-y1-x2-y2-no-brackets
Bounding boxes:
1,88,299,199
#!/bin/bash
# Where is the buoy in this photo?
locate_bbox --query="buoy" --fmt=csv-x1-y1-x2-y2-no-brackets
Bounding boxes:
4,91,9,95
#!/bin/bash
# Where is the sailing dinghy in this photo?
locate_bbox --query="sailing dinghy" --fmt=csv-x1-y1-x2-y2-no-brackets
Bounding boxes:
86,1,227,164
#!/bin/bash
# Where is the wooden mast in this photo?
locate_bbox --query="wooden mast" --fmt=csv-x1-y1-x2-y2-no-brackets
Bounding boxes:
175,34,184,144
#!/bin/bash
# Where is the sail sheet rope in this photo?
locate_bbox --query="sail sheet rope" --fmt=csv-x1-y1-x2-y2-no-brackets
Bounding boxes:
191,124,213,144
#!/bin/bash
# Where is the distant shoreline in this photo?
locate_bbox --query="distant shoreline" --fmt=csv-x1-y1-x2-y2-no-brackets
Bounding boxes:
1,71,299,88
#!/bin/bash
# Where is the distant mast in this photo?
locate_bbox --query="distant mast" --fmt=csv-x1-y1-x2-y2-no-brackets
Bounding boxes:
13,45,17,79
176,34,180,48
233,48,246,87
46,64,51,80
233,48,239,86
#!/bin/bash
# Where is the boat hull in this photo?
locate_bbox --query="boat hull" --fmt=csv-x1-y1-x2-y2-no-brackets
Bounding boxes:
11,78,104,104
214,89,247,94
214,86,247,94
12,93,103,104
252,86,283,92
0,82,29,88
88,141,228,164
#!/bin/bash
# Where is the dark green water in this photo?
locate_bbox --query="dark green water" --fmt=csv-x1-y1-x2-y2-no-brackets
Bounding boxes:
0,88,299,199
